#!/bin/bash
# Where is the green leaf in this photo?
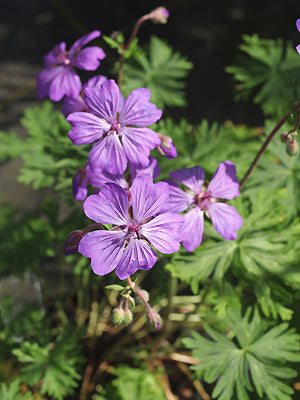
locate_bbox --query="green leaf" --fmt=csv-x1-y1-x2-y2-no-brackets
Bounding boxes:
183,307,300,400
6,101,90,196
12,326,85,400
105,284,125,291
226,34,300,118
0,380,34,400
94,366,167,400
122,36,193,109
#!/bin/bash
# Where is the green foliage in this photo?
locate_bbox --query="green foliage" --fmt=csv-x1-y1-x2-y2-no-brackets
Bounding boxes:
153,118,259,180
0,380,35,400
94,366,167,400
244,119,300,216
226,34,300,118
122,36,193,109
103,33,143,59
12,326,85,400
183,307,300,400
166,190,300,319
0,101,89,195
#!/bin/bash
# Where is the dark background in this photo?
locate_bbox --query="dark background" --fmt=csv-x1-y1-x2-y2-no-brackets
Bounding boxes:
1,0,299,129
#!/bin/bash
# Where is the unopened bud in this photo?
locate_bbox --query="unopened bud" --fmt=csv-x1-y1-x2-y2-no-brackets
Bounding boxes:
112,307,124,326
157,134,177,159
280,132,291,143
123,309,133,326
148,7,169,24
127,295,136,309
64,230,84,255
286,139,298,156
147,309,162,330
137,289,150,304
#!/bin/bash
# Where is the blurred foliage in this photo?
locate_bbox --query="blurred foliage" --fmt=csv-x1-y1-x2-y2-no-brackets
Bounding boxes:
226,35,300,118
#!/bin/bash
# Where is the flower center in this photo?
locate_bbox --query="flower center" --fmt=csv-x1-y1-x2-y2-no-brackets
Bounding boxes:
128,222,142,238
110,121,121,135
195,190,212,210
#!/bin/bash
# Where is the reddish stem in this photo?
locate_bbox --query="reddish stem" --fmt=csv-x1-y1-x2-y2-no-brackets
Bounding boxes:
239,110,293,190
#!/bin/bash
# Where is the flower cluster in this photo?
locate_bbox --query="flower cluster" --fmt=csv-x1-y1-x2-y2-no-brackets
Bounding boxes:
37,8,244,327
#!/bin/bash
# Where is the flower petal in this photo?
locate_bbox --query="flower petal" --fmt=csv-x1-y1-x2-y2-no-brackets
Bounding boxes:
87,165,128,191
141,212,183,253
160,180,194,213
62,95,86,117
121,127,161,167
129,156,160,181
69,30,101,56
72,47,106,70
181,207,204,252
131,174,169,222
115,238,157,280
78,230,126,276
88,134,127,174
48,67,82,101
297,19,300,33
297,44,300,55
170,166,205,195
84,80,120,121
68,112,110,145
83,183,130,225
119,88,162,127
206,202,243,240
44,42,66,65
206,161,240,200
36,66,65,100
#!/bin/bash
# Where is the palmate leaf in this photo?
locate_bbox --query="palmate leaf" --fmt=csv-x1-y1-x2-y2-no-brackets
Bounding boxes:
122,36,193,109
166,189,300,318
12,326,85,400
226,34,300,118
183,307,300,400
0,380,35,400
9,101,89,194
94,366,167,400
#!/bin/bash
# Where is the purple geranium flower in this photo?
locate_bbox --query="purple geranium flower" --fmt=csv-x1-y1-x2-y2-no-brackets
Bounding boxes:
67,79,162,175
297,19,300,54
164,161,243,252
37,31,105,101
78,174,183,279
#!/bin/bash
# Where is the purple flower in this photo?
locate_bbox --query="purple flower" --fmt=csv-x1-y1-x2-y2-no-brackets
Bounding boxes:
297,19,300,54
61,75,108,117
164,162,243,252
78,174,183,279
37,31,105,101
73,166,88,201
67,79,162,175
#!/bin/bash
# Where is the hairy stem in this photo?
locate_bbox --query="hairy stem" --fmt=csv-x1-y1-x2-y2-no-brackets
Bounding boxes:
239,110,292,189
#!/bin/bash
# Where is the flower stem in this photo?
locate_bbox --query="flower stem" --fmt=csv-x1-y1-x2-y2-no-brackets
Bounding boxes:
118,14,150,88
126,276,152,312
239,110,292,190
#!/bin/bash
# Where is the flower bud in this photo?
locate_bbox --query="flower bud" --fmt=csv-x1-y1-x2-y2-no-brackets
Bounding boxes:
280,132,291,143
137,289,150,304
64,230,84,255
157,134,177,159
148,7,169,24
147,309,162,330
112,307,124,326
123,309,133,326
286,139,298,156
127,295,136,309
